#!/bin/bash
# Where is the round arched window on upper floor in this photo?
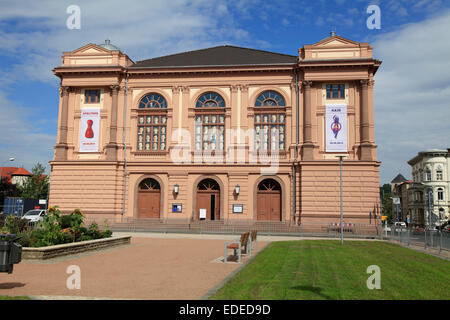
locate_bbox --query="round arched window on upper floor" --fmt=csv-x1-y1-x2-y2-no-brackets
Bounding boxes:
254,90,286,152
194,92,225,152
254,90,285,107
137,93,168,152
139,93,167,109
196,92,225,108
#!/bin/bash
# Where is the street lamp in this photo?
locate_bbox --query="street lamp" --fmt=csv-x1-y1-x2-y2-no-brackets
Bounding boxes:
336,155,344,245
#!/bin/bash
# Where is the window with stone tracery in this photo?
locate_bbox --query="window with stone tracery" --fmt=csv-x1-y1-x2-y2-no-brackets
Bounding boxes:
137,93,167,152
254,90,286,152
194,92,225,152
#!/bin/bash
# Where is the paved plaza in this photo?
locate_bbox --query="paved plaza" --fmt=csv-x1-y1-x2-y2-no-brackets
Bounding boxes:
0,233,269,300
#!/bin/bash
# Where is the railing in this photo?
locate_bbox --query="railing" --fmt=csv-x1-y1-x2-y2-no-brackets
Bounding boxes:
384,225,450,254
82,217,381,238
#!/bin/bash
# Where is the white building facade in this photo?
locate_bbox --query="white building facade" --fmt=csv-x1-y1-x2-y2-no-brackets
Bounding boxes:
408,149,450,227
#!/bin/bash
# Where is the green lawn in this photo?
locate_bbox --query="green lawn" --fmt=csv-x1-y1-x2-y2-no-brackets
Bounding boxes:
0,295,31,300
211,240,450,300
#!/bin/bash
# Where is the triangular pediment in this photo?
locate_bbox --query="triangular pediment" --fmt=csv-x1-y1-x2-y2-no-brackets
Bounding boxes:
70,43,112,55
312,35,359,48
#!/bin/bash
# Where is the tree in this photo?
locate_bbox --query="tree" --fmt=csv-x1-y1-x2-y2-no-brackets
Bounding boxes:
18,163,49,200
0,177,21,208
380,184,393,223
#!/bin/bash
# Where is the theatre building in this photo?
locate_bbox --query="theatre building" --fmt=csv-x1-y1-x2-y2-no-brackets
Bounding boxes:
49,33,381,226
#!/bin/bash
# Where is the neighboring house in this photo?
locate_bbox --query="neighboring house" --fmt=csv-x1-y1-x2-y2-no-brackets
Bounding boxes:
407,149,450,227
0,167,32,187
390,174,411,223
49,33,382,224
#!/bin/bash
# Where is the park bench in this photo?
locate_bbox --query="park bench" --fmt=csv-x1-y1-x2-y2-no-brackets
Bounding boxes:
223,232,250,263
249,230,258,255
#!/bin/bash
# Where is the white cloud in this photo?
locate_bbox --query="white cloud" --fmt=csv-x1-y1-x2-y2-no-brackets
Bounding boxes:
0,90,56,172
0,0,257,83
373,9,450,184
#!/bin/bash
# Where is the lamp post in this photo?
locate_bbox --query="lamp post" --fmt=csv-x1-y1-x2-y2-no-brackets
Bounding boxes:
336,156,344,245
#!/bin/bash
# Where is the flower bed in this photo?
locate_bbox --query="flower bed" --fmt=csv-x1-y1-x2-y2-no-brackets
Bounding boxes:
0,206,113,248
21,236,131,260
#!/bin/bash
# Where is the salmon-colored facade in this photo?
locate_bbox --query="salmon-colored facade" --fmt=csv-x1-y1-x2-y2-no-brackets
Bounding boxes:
49,34,382,225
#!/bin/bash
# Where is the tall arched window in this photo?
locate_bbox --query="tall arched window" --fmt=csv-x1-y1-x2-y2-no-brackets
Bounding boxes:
137,93,167,151
254,90,286,152
194,92,225,152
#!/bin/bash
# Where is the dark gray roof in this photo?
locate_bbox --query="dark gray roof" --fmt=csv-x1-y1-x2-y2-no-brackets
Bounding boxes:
391,174,407,184
130,45,298,68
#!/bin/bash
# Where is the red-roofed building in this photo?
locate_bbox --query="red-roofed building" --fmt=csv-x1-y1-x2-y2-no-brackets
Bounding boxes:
0,167,32,186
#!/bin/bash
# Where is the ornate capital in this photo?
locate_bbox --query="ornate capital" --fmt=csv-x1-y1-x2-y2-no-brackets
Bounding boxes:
302,80,313,88
360,79,373,88
60,86,70,96
181,86,190,93
241,84,249,93
172,85,181,93
109,85,120,95
231,84,239,93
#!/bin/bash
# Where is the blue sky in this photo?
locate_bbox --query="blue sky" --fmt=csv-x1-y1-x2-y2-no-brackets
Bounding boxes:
1,0,450,185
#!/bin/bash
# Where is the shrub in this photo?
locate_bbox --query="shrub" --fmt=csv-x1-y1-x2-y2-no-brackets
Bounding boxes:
4,215,29,234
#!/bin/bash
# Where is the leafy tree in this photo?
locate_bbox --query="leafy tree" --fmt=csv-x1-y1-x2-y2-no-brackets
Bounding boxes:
380,184,393,223
0,177,21,209
18,163,49,200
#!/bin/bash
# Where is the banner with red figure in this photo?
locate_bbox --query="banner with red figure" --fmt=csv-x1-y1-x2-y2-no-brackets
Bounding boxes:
325,104,347,152
79,108,100,152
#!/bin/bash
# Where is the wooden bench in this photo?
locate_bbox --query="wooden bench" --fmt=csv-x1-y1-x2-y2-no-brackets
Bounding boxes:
249,230,258,255
224,232,250,263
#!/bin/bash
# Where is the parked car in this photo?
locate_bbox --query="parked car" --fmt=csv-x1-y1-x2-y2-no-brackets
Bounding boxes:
22,209,46,226
394,222,407,232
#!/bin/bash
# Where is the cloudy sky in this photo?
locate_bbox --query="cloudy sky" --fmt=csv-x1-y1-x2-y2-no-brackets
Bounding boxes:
0,0,449,184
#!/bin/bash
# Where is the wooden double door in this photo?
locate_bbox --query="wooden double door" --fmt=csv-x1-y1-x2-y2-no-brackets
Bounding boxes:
257,179,281,221
196,178,220,220
138,178,161,219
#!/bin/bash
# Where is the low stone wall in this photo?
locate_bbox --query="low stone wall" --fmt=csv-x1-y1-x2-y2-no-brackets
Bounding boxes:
22,236,131,260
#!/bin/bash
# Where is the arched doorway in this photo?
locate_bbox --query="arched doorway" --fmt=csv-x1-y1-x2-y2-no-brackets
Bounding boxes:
196,178,220,220
138,178,161,218
257,178,281,221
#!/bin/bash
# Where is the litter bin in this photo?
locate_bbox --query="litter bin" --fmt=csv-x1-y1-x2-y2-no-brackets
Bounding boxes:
0,234,22,274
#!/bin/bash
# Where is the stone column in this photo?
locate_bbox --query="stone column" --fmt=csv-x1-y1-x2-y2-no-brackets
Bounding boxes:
54,86,70,161
302,80,314,160
106,85,119,161
360,79,374,161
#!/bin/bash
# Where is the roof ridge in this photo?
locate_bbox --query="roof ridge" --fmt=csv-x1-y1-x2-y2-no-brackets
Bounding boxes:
135,45,297,64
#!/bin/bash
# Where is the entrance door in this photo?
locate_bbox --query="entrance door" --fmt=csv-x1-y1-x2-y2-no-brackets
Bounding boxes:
196,179,220,220
138,178,161,219
257,179,281,221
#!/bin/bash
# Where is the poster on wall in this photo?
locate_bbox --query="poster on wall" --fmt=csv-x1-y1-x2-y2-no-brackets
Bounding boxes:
325,104,347,152
79,108,100,152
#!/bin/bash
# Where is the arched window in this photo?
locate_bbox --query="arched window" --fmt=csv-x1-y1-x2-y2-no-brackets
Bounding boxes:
436,165,443,181
137,93,167,151
254,90,286,152
194,92,225,152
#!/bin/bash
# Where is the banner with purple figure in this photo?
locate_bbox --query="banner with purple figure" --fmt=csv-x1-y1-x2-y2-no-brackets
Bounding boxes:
325,104,347,152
